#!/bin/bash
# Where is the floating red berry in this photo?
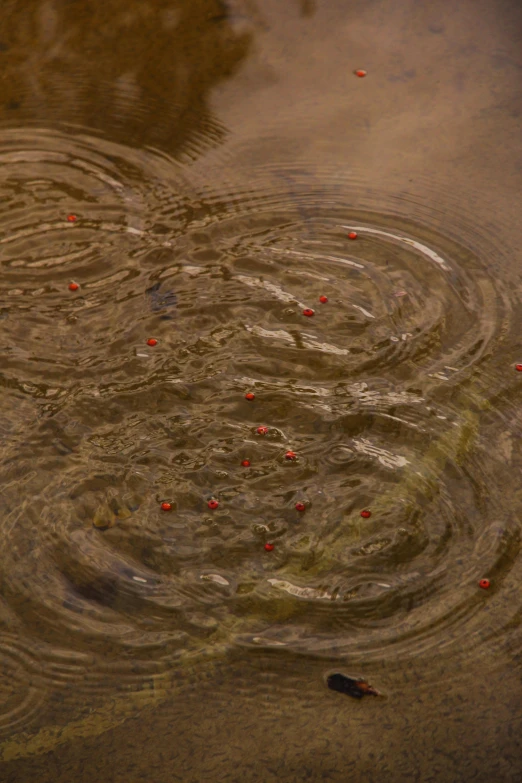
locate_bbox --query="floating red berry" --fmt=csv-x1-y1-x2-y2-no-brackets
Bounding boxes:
68,282,79,291
348,231,358,240
256,426,268,435
264,542,274,552
245,392,255,401
67,214,77,222
303,308,314,317
355,69,367,78
285,451,297,460
319,295,328,303
479,578,491,589
147,338,157,346
161,502,172,511
295,502,306,512
360,509,371,519
241,459,251,467
516,364,522,372
208,499,219,510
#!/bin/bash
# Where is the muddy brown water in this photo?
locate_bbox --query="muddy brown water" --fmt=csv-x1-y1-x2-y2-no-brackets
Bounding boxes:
1,1,522,781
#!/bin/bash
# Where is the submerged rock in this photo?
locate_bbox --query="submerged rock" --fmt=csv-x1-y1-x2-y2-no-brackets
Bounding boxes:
92,496,140,530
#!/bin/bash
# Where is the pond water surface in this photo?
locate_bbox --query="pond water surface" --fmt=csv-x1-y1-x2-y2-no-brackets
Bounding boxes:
1,1,522,781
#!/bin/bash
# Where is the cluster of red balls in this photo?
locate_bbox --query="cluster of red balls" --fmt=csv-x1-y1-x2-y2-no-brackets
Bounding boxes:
68,211,494,588
158,389,374,553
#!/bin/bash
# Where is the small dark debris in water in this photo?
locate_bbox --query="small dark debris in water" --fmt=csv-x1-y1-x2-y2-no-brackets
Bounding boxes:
209,0,233,23
146,281,177,320
300,0,316,17
327,673,380,699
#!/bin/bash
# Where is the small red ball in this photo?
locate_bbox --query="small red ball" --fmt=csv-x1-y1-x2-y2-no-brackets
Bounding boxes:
161,502,172,511
360,509,372,519
319,295,328,303
295,502,306,512
256,426,268,435
67,214,77,222
147,338,157,346
241,459,251,467
208,499,219,509
355,69,367,78
516,364,522,372
264,542,274,552
245,392,255,401
303,308,315,317
285,451,297,460
68,282,79,291
348,231,358,240
479,578,491,589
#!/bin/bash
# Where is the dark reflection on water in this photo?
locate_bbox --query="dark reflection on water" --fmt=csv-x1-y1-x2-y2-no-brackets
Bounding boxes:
0,0,251,155
1,0,522,779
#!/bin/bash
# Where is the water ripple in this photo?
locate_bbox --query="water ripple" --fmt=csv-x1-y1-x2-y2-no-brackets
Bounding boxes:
0,143,520,733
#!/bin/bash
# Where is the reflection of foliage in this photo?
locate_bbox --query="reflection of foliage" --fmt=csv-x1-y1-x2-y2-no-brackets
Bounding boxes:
0,0,252,156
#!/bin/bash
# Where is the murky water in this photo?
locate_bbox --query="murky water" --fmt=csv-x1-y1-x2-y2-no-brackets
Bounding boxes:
1,1,522,780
